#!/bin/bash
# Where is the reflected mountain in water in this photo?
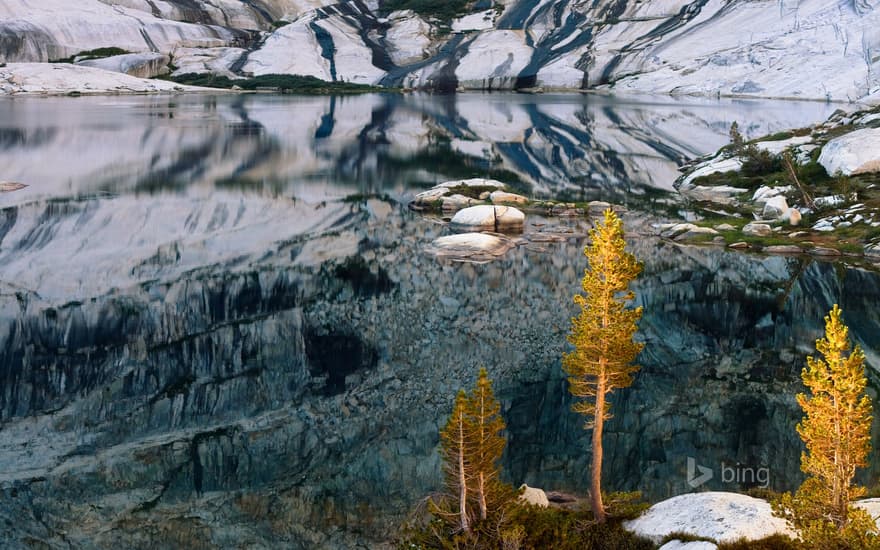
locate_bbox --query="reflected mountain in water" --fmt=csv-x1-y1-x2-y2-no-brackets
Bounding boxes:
0,93,836,203
0,94,870,549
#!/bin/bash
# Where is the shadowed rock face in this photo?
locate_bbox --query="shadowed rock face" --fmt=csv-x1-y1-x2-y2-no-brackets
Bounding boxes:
0,94,877,548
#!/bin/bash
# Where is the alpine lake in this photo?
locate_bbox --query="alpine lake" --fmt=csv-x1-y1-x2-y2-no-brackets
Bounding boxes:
1,91,878,548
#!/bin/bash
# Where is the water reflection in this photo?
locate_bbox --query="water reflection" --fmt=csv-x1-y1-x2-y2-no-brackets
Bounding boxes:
0,93,868,548
0,93,837,204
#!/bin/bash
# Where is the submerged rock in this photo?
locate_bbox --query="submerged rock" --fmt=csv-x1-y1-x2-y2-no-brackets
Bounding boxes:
426,232,515,260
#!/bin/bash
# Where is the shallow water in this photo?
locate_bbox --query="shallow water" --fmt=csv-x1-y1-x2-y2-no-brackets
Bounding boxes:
0,92,875,548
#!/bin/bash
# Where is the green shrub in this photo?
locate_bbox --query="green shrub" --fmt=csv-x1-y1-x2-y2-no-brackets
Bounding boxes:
381,0,470,22
660,531,716,544
741,144,782,176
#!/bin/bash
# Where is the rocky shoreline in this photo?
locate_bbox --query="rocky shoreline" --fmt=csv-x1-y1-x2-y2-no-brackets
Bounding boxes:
651,104,880,266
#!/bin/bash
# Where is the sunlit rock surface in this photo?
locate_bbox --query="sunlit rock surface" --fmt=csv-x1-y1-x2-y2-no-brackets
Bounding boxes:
3,0,880,97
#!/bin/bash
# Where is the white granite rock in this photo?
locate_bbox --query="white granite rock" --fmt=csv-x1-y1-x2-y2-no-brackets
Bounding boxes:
624,492,794,544
489,191,528,204
385,11,432,65
0,62,202,95
762,196,790,220
451,205,525,228
819,128,880,176
742,223,772,237
77,52,170,78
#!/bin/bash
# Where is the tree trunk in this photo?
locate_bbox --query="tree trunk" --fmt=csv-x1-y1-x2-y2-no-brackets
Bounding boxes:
478,472,487,520
458,411,470,533
591,376,607,523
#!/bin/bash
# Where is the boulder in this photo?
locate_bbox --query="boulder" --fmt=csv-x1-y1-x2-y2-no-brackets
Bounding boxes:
451,205,524,229
441,194,479,211
729,242,750,249
77,53,170,79
742,223,772,237
752,185,793,203
624,492,794,544
518,485,549,507
715,224,736,231
818,128,880,176
761,196,789,220
788,209,802,226
489,191,528,204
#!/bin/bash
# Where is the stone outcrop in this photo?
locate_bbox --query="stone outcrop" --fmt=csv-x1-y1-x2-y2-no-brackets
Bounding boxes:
450,205,525,230
77,52,171,78
818,128,880,176
625,492,794,544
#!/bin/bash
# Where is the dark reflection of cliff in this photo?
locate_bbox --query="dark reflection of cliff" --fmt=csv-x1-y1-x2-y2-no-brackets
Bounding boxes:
2,195,880,547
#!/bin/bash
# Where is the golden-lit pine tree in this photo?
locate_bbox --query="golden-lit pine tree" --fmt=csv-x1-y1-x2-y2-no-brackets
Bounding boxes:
563,208,643,523
464,367,508,521
440,390,472,533
796,304,872,527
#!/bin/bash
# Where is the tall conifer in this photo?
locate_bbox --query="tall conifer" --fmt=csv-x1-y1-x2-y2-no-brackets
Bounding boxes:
563,208,643,523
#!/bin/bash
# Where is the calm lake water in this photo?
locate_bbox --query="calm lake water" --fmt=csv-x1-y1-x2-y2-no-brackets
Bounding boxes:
1,92,877,548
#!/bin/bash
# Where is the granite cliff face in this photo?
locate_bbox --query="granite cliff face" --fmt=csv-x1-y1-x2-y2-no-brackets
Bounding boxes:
2,0,880,99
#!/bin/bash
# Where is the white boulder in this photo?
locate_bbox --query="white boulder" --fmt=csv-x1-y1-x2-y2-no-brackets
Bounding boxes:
624,492,794,544
819,128,880,176
762,196,789,220
742,223,772,237
77,52,170,79
451,205,525,229
489,191,528,204
518,485,549,507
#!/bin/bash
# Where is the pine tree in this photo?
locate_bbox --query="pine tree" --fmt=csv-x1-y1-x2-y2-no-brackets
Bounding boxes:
440,390,472,533
465,368,508,521
773,305,877,548
563,208,643,523
796,304,872,527
436,370,513,536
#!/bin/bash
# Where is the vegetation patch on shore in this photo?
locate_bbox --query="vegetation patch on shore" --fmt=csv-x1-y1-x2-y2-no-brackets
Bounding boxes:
164,73,388,94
